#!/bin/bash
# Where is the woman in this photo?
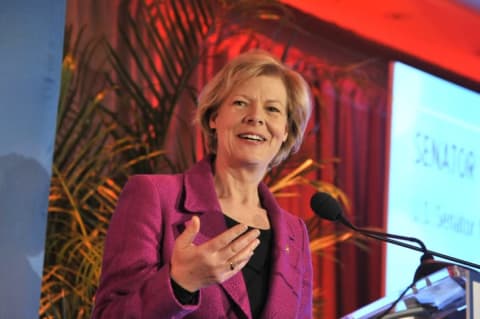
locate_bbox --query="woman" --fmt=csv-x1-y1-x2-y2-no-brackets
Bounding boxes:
92,50,313,319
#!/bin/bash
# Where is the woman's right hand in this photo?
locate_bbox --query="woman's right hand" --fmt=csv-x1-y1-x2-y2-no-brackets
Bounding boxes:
170,215,260,292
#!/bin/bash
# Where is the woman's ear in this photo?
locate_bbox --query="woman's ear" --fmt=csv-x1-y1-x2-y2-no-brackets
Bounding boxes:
209,112,218,129
282,124,288,142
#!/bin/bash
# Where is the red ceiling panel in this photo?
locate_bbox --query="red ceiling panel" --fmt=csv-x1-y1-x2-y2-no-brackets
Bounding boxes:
281,0,480,90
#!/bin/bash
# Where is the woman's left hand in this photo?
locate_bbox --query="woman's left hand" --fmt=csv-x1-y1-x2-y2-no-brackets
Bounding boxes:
170,215,260,292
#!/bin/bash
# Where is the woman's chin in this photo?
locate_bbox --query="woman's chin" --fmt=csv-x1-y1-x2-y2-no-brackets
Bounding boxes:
235,156,271,170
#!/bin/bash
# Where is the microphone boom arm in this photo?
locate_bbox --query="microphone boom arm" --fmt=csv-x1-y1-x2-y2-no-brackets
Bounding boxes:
354,227,480,270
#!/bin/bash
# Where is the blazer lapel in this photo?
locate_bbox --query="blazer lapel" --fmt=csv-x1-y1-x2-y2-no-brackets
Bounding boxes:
181,156,252,319
259,183,300,319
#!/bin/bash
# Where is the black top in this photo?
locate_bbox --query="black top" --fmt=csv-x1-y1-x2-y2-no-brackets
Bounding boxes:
171,214,273,319
224,214,273,319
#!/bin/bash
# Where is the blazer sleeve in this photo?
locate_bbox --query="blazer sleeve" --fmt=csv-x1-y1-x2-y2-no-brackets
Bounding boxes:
298,218,313,318
91,175,199,319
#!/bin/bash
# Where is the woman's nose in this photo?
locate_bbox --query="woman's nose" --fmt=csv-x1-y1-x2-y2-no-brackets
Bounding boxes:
243,105,264,125
244,115,264,125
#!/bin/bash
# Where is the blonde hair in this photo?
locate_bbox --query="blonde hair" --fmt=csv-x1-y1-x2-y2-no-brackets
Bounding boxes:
196,50,312,167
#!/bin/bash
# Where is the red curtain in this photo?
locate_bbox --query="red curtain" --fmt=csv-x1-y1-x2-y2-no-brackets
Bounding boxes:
328,79,388,317
281,69,389,318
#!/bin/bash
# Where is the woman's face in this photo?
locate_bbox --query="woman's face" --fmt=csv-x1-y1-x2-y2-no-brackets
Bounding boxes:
209,75,288,169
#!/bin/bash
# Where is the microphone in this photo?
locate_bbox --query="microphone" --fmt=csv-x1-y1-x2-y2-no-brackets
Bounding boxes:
310,192,480,272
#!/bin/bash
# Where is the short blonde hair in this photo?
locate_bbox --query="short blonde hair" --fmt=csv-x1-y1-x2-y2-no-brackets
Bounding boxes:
196,50,312,167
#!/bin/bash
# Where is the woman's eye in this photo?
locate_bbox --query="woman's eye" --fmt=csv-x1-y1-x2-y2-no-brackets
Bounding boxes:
266,106,281,113
233,100,246,107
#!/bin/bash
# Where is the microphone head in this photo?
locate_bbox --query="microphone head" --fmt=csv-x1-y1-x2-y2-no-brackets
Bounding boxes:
310,192,344,222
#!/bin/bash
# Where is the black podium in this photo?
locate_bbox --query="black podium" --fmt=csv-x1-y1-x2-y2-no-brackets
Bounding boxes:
342,265,480,319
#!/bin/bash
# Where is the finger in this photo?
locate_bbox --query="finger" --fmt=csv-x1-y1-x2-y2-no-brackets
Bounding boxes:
222,229,260,259
176,216,200,248
206,223,249,251
228,238,260,271
229,258,249,272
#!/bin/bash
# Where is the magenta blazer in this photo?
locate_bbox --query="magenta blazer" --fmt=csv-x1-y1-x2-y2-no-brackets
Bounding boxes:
92,156,313,319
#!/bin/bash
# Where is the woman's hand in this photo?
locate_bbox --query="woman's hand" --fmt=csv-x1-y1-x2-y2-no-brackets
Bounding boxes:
170,215,260,292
